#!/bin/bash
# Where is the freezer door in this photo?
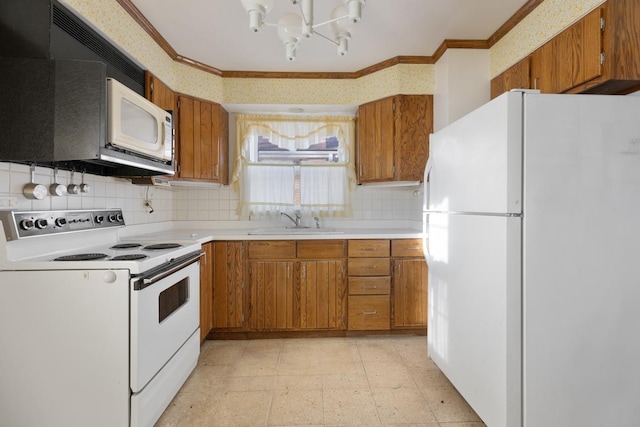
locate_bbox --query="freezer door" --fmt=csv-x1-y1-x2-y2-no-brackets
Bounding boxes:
522,94,640,426
427,212,522,427
428,91,523,215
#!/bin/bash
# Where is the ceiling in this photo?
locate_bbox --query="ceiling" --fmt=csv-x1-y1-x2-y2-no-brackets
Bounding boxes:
128,0,531,73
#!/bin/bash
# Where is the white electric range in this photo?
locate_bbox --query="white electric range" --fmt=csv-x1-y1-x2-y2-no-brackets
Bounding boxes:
0,208,202,427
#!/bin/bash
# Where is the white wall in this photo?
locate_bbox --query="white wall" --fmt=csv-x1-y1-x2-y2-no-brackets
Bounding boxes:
435,49,491,132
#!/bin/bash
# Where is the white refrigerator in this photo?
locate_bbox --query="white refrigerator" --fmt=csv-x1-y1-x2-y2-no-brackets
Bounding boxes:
424,90,640,427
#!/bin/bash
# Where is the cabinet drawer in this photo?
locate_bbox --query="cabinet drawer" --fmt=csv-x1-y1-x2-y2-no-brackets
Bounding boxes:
297,240,345,259
348,276,390,295
248,241,295,259
348,240,390,257
348,296,390,330
392,239,424,257
348,258,390,276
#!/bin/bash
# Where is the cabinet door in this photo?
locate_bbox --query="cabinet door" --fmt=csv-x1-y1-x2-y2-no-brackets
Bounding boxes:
394,95,432,181
200,242,214,341
490,57,531,99
554,8,603,93
357,97,394,183
392,258,428,328
145,72,175,111
177,95,228,183
250,260,295,330
212,242,244,329
177,95,197,179
299,260,346,330
530,41,555,93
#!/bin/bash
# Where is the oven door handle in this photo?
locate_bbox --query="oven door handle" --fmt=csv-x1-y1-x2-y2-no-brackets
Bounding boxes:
134,250,203,291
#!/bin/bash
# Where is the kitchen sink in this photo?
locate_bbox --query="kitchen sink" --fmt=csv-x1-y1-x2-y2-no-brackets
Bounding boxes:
247,227,343,235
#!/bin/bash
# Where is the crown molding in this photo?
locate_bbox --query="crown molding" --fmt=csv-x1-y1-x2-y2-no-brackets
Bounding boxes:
487,0,545,47
115,0,542,80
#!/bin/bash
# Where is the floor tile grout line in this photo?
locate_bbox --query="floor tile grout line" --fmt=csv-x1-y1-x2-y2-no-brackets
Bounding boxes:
355,336,385,426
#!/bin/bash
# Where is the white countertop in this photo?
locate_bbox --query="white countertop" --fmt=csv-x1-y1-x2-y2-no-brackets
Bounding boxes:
121,220,425,244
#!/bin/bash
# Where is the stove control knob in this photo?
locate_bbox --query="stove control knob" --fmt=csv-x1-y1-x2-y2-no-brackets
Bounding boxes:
20,219,35,231
116,213,123,222
108,214,117,223
35,218,48,229
55,217,67,227
95,215,104,224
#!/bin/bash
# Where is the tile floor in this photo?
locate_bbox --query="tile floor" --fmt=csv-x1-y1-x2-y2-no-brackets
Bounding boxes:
156,335,486,427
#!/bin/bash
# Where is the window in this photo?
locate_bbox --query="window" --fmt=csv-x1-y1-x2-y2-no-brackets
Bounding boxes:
231,114,357,218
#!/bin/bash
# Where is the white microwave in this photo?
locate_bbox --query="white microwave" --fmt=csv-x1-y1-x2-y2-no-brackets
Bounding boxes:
107,78,173,162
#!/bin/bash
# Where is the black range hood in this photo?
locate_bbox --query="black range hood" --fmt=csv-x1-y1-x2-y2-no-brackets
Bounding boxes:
0,0,173,177
0,0,144,95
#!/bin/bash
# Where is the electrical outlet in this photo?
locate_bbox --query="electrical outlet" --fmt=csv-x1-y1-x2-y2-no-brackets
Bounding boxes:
143,199,154,213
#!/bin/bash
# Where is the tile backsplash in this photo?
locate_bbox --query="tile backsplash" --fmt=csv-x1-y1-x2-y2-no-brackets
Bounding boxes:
0,162,173,225
1,162,423,225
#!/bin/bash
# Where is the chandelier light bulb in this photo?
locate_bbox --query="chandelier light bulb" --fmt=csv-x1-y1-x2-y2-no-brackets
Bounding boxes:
330,5,351,56
277,13,303,61
345,0,365,24
240,0,274,32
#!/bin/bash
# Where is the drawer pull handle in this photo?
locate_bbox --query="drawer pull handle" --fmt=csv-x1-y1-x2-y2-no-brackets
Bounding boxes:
362,311,377,315
363,285,378,289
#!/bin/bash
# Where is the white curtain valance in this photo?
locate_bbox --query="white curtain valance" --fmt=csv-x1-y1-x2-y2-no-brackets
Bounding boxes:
231,114,356,218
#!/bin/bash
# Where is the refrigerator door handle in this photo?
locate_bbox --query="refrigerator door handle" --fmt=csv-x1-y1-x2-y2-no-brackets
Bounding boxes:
423,157,432,211
423,157,433,264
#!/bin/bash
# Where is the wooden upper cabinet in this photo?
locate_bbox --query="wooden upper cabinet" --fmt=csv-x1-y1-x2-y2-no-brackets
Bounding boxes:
177,94,229,184
145,72,176,112
356,95,432,184
554,7,603,93
490,57,531,99
494,0,640,96
576,0,640,94
530,40,555,93
357,97,394,182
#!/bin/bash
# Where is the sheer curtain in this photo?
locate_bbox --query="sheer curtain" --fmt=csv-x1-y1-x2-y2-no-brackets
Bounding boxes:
231,114,356,218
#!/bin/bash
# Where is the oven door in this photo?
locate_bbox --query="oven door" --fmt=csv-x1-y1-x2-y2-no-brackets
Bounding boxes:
130,252,201,392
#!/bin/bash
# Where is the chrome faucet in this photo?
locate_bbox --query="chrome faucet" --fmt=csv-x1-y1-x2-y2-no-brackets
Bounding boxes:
281,211,302,227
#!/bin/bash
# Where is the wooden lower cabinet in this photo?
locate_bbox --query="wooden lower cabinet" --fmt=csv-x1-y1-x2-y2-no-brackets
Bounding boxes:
347,239,391,331
392,259,428,328
391,239,428,329
248,240,346,331
206,238,426,338
251,260,295,330
211,241,245,330
348,296,390,330
299,260,346,329
200,242,214,341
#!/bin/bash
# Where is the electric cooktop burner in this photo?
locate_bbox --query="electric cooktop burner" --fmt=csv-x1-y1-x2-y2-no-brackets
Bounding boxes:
111,254,147,261
54,253,109,261
110,243,142,249
143,243,182,250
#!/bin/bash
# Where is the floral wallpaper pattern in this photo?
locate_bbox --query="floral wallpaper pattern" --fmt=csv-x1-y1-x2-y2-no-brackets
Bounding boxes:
62,0,600,102
490,0,606,77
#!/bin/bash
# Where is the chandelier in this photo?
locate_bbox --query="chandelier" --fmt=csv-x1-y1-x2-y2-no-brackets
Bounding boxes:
240,0,366,61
